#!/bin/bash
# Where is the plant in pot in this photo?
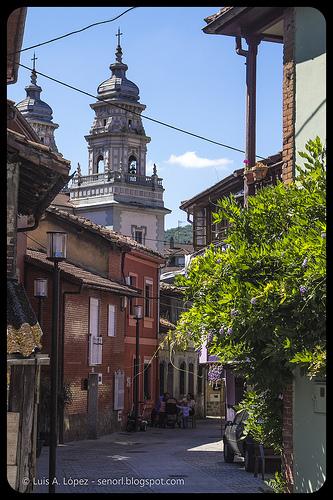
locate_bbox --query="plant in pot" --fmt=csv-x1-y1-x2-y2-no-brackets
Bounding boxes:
252,162,268,182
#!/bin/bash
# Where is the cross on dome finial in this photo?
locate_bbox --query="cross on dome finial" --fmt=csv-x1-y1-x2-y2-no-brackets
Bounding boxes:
31,52,38,71
31,52,38,84
115,28,123,63
116,27,123,47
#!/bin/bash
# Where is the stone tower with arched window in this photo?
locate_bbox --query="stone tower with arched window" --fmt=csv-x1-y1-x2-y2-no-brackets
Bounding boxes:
69,35,170,252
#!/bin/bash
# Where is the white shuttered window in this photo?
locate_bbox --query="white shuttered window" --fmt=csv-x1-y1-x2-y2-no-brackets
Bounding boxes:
89,297,102,365
108,304,116,337
114,370,125,410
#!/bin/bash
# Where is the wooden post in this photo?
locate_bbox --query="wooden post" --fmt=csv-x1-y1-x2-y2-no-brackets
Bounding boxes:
7,412,19,489
244,36,260,207
8,364,37,492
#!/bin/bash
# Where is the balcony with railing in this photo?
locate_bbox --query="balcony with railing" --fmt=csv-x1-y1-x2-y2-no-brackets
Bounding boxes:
69,169,165,205
71,170,163,188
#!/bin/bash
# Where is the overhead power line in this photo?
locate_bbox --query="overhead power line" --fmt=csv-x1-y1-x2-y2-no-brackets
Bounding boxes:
8,7,138,55
10,61,266,159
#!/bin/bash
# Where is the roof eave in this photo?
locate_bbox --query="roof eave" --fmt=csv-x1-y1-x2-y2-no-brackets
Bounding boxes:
202,6,284,43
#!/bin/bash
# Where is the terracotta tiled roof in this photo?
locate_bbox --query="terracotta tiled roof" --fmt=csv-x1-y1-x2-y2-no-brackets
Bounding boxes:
162,244,193,258
204,6,234,24
25,249,140,296
46,206,165,260
7,128,70,172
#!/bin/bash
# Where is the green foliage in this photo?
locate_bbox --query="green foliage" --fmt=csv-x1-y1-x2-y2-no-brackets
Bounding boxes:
174,138,326,449
266,471,288,493
164,224,193,244
235,390,283,453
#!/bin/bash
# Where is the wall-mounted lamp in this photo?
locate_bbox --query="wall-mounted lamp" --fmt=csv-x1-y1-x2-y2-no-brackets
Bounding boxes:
34,278,48,298
34,278,48,327
46,231,67,261
133,305,143,320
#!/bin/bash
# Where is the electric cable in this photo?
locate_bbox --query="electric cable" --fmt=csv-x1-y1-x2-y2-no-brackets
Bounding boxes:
8,7,138,55
9,60,266,159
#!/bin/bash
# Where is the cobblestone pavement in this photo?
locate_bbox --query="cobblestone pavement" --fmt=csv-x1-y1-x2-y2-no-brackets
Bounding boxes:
32,419,272,493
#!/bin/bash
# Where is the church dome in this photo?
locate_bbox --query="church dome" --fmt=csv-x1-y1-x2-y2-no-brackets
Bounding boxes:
97,43,140,102
16,69,54,123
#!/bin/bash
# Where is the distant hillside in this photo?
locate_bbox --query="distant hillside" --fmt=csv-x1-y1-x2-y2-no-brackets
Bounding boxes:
164,224,192,244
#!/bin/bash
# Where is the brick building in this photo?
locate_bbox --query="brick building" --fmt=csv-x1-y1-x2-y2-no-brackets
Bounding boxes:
25,206,164,441
202,6,326,492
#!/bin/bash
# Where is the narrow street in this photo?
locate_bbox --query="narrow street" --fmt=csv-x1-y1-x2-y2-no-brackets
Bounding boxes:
33,419,271,494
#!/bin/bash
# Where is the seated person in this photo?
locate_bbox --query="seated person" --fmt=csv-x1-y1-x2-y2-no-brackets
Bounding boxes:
187,393,196,416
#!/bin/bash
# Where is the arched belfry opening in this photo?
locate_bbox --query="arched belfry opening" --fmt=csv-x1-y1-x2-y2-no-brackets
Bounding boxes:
128,155,137,175
95,155,104,173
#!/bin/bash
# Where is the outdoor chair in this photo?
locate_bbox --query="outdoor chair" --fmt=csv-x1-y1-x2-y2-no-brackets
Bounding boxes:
188,413,196,428
254,444,281,480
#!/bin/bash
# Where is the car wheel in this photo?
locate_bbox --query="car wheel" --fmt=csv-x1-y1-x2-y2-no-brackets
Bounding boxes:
244,448,255,472
223,440,235,463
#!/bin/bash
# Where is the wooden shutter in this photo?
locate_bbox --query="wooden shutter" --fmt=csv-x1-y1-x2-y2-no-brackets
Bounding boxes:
89,298,102,365
108,304,116,337
114,370,124,410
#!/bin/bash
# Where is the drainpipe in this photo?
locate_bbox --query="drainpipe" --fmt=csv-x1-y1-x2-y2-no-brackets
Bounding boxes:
235,36,260,207
17,215,40,232
58,284,82,444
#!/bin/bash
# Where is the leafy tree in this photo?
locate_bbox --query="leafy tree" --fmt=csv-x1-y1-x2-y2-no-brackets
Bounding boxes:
173,138,326,449
164,224,193,244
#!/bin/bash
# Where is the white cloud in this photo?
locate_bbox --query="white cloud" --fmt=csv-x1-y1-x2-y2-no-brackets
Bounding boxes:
166,151,233,169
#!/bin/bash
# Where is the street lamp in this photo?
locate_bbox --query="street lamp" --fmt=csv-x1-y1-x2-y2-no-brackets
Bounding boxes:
46,231,67,494
133,305,143,432
33,278,48,328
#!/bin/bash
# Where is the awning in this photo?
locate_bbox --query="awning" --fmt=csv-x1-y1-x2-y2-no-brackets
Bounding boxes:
7,279,42,357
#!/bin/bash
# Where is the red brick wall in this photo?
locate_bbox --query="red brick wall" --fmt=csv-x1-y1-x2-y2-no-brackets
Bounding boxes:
124,253,159,340
282,383,294,492
122,252,161,415
282,7,296,184
123,341,158,417
63,289,125,414
25,261,127,439
108,246,124,281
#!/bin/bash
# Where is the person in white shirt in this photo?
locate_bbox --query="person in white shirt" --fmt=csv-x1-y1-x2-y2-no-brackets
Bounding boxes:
177,401,190,428
226,404,236,422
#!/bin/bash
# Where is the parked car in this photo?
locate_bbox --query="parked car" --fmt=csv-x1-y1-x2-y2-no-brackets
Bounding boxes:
223,409,256,472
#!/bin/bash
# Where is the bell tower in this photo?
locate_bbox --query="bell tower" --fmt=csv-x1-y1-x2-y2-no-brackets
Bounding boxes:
86,29,150,178
16,53,59,153
69,31,170,252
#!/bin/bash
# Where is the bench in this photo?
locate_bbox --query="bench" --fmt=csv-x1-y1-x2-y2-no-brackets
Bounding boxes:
254,444,281,480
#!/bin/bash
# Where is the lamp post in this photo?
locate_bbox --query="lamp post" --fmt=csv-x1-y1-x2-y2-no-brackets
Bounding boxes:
46,231,67,494
33,278,48,328
133,305,143,432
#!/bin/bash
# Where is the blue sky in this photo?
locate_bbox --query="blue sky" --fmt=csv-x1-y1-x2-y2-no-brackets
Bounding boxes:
8,6,283,229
